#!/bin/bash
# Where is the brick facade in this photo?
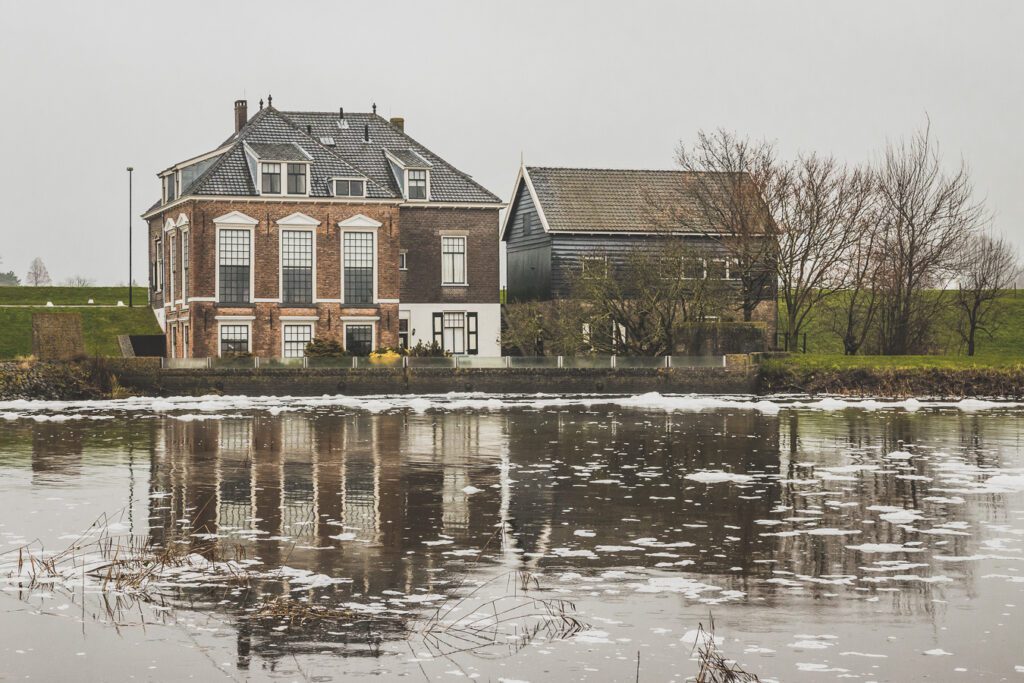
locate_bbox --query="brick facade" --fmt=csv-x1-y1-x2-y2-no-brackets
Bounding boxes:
399,207,501,304
149,199,404,358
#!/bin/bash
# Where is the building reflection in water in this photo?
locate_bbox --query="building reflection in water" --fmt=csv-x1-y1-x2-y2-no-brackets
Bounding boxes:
88,406,1016,668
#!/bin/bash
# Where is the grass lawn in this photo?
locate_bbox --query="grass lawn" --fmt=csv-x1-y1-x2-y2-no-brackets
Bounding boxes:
780,291,1024,369
0,286,148,306
0,287,160,358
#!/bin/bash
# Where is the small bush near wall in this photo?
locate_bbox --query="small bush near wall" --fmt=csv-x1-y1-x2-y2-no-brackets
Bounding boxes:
675,322,768,355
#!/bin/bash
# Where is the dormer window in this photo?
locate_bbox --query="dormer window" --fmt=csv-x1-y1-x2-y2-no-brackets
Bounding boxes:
408,170,427,200
163,173,177,203
287,164,306,194
261,163,281,194
333,178,365,198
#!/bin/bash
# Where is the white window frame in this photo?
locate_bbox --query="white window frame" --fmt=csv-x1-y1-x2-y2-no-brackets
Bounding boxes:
163,172,178,204
406,169,430,201
281,322,315,358
681,257,707,280
399,249,408,271
168,232,176,307
216,318,254,357
179,227,189,307
257,160,311,197
343,320,376,354
279,227,317,305
332,177,367,198
441,311,466,354
213,212,259,305
441,235,467,286
337,214,382,305
154,236,164,293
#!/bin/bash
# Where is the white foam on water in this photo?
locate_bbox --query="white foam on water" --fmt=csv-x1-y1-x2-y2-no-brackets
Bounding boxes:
684,471,754,484
4,391,1022,421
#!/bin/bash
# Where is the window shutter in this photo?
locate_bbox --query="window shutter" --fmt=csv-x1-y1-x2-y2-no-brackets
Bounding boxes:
432,312,443,347
466,313,478,355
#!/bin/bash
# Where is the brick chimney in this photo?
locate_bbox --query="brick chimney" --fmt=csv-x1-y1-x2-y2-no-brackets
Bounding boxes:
234,100,248,133
390,116,405,133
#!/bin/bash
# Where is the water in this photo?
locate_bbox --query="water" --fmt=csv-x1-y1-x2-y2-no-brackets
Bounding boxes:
1,394,1023,681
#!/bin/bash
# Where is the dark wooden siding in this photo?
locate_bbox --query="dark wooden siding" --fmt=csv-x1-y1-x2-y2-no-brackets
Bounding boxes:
549,233,727,298
504,180,552,301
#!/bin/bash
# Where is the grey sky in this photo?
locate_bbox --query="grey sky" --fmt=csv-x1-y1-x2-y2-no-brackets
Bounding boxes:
1,0,1021,284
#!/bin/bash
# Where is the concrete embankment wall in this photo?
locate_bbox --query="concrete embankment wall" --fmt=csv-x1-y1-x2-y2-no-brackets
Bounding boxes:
113,365,758,397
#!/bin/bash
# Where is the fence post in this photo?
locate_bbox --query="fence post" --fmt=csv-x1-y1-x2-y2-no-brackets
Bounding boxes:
611,355,617,369
557,355,563,368
207,357,212,369
254,356,260,370
352,356,357,369
665,355,671,369
403,355,409,368
303,357,308,369
802,332,807,354
160,356,165,369
505,356,511,368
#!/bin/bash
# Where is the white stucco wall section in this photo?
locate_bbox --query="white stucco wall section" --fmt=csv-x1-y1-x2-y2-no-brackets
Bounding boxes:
400,303,502,356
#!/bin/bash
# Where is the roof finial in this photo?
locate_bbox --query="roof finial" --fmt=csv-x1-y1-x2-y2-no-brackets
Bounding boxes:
372,102,377,115
259,98,264,110
268,93,273,107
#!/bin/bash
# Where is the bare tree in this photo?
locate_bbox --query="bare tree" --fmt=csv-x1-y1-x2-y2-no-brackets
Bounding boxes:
954,232,1019,356
62,275,95,287
569,242,728,355
25,257,51,286
874,123,986,354
824,217,883,355
671,130,787,322
775,155,874,349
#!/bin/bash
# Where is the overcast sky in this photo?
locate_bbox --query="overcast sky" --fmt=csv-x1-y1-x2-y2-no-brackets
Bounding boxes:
0,0,1021,284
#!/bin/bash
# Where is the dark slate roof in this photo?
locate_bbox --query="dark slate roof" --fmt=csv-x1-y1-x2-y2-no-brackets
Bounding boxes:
246,142,312,161
522,167,754,234
284,111,500,203
149,106,501,210
386,148,432,168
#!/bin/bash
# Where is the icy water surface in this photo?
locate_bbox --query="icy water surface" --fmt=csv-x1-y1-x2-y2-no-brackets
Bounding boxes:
2,393,1024,681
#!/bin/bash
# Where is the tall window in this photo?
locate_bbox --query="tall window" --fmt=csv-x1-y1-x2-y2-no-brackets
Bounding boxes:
442,312,465,354
183,324,189,358
345,324,373,355
398,317,409,349
287,163,306,194
261,163,281,194
408,170,427,199
155,238,163,292
219,229,251,304
220,325,249,355
283,324,313,358
343,232,374,304
181,231,189,301
441,236,466,285
168,235,176,303
281,230,313,304
399,250,408,270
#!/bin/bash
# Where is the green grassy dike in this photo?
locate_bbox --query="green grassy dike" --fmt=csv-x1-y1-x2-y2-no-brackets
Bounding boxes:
0,287,159,358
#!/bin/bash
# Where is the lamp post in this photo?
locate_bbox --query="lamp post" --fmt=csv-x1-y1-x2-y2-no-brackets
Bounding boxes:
127,166,133,307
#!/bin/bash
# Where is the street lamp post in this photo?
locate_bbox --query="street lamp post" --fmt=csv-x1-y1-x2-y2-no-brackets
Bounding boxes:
127,166,133,307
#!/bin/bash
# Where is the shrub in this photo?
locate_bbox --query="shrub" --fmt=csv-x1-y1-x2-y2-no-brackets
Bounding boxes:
406,341,450,357
304,338,349,358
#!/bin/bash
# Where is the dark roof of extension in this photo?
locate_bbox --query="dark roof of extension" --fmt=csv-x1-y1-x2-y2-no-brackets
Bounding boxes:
145,106,501,214
514,166,759,236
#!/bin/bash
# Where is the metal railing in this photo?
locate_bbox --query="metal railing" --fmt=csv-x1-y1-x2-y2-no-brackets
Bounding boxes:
162,355,728,370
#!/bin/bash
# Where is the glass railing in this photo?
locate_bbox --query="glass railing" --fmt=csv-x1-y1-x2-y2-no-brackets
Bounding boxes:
167,355,729,370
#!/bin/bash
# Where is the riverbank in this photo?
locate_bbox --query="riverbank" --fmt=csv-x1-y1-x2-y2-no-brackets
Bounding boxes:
3,357,1024,400
757,355,1024,397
